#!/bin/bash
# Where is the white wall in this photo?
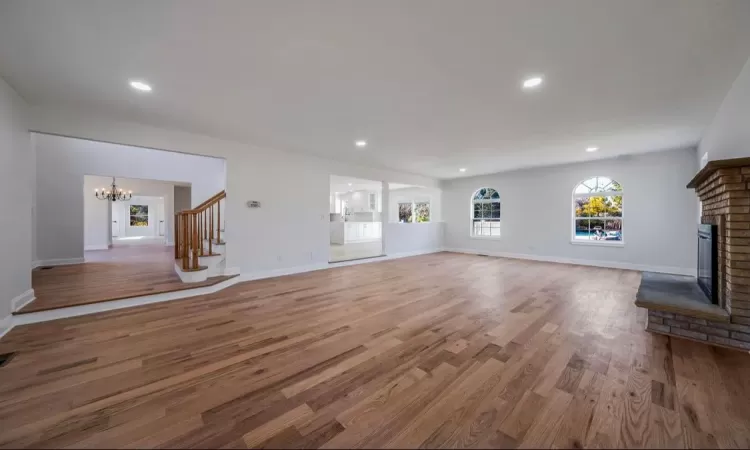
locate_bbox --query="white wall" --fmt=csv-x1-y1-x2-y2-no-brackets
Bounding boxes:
83,175,111,250
389,186,442,223
29,106,441,275
0,77,32,329
385,222,444,256
698,56,750,162
35,134,220,261
174,185,191,213
442,148,698,274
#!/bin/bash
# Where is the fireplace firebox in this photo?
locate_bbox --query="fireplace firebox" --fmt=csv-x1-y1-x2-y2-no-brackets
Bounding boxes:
697,223,718,305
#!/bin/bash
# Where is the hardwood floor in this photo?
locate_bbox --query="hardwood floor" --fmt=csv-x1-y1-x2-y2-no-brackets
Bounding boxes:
2,252,750,448
23,244,234,314
329,241,383,262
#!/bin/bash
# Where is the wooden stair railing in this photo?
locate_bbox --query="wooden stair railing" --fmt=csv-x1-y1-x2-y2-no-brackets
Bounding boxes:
174,190,226,271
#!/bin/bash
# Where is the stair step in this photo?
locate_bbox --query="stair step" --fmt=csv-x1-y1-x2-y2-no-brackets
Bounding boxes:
174,263,209,283
176,265,208,272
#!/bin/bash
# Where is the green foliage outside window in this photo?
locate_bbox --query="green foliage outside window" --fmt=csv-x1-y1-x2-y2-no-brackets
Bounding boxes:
130,205,149,227
415,202,430,222
398,203,413,223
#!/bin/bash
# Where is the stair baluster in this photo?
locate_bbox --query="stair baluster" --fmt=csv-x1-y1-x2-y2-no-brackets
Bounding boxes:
181,213,188,270
195,211,199,256
209,204,214,255
198,211,204,256
173,190,225,276
174,213,179,259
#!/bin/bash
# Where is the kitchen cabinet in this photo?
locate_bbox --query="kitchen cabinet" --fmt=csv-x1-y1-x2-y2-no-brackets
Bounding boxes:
340,191,380,213
353,222,381,241
329,221,382,243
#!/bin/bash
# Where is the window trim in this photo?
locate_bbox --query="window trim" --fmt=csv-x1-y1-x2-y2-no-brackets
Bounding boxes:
571,177,624,247
470,188,501,238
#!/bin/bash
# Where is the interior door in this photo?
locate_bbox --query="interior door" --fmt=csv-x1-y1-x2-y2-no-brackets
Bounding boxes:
111,206,119,237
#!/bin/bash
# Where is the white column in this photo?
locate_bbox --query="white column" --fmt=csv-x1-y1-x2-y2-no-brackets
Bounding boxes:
381,181,389,255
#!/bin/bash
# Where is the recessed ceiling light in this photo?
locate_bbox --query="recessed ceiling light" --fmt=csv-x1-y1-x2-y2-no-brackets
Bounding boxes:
522,76,543,89
459,168,467,172
348,183,352,186
586,146,599,152
355,140,367,148
129,80,152,92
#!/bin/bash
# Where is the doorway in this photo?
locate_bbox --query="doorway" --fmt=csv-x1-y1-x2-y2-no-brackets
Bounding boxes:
111,195,165,245
329,175,384,262
83,175,177,256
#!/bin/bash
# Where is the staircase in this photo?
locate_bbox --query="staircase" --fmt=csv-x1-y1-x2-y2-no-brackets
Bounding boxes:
174,190,227,282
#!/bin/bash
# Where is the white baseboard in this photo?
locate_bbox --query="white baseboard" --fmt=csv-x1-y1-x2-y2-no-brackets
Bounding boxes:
11,289,36,312
385,248,443,260
84,245,109,251
33,257,85,267
442,247,693,276
222,266,241,276
237,248,442,282
238,263,326,282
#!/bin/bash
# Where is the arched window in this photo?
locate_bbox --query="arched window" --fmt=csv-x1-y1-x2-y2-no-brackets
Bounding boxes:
573,177,623,244
472,188,501,237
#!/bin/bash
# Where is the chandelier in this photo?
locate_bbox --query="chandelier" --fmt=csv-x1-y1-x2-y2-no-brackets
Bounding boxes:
95,177,132,202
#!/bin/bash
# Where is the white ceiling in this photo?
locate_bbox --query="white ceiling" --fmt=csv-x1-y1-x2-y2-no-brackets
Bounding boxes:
330,175,416,193
1,1,749,179
330,175,381,194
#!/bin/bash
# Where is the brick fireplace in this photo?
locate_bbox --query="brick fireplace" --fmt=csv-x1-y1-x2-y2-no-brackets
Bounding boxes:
637,157,750,351
692,158,750,315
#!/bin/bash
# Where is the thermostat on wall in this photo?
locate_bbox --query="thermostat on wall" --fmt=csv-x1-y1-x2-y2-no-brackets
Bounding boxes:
246,201,261,208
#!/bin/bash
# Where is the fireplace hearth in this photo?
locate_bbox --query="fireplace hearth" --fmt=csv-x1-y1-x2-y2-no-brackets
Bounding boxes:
636,157,750,352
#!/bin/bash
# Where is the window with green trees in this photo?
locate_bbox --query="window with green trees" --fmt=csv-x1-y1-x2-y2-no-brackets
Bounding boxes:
415,202,430,222
573,177,622,243
472,188,500,237
398,202,431,223
398,203,413,223
129,205,149,227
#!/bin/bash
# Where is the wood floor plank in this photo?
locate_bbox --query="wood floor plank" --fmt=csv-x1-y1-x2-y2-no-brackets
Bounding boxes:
242,404,314,448
1,252,750,448
618,365,653,448
518,389,574,449
24,243,235,313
